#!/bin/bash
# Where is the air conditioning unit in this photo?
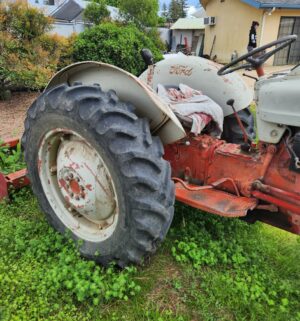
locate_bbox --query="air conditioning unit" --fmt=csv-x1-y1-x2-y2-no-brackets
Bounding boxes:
204,17,216,26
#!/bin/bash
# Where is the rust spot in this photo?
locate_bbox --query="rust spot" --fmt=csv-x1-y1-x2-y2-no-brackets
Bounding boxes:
86,184,93,191
37,159,42,174
58,179,68,193
70,179,81,194
64,195,70,204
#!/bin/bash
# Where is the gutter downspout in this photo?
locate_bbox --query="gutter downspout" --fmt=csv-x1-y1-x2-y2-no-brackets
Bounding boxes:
260,7,276,45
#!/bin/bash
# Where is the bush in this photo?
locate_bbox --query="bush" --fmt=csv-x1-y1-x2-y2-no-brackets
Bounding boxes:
83,0,110,25
73,22,163,75
146,28,166,52
0,0,52,40
0,1,76,98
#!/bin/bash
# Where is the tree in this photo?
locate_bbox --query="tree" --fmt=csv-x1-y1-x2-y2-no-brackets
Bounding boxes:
168,0,187,22
119,0,159,27
179,0,188,18
83,0,110,25
169,0,180,22
161,2,168,20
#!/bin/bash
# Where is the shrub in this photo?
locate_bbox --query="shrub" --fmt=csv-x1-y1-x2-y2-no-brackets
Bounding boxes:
83,0,110,25
73,22,163,75
0,0,52,40
0,1,76,98
146,28,167,52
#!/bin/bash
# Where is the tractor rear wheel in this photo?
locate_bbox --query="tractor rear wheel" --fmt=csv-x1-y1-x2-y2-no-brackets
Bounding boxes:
22,83,175,267
222,108,256,144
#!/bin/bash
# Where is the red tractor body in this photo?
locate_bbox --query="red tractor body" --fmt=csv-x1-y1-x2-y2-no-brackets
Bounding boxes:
166,135,300,234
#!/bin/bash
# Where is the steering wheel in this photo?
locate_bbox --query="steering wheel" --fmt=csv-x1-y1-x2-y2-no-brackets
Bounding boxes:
217,35,297,76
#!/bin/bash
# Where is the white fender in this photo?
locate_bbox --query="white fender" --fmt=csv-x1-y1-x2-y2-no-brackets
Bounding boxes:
46,62,186,145
140,55,253,116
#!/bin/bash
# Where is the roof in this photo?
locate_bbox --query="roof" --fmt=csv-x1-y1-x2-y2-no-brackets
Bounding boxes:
170,18,205,30
50,0,120,21
241,0,300,8
200,0,300,8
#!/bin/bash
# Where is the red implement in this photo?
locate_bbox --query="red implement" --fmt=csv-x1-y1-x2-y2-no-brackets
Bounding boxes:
0,138,30,201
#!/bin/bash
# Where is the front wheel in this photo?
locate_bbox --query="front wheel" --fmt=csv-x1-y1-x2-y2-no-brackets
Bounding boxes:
22,83,175,267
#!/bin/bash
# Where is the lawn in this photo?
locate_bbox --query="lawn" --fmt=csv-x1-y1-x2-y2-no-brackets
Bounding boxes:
0,188,299,321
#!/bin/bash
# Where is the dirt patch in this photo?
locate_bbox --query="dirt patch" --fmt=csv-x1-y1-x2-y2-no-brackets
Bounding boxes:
146,260,189,316
0,92,38,141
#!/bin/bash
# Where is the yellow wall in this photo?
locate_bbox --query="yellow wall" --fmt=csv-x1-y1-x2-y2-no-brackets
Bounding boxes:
204,0,263,63
203,0,300,65
261,9,300,64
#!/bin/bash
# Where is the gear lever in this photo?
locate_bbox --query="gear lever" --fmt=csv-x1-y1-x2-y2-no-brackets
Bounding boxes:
227,99,251,151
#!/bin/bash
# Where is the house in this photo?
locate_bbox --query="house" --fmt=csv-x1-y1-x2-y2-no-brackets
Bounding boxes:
170,18,205,55
25,0,119,37
200,0,300,65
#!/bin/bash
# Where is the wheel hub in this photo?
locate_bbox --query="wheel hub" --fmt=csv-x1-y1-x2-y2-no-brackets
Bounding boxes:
56,138,117,223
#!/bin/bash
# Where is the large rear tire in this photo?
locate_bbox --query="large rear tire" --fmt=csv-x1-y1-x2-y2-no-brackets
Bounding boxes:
222,108,256,144
22,83,175,267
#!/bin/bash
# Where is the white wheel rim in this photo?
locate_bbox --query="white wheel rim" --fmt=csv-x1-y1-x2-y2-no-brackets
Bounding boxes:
38,129,119,242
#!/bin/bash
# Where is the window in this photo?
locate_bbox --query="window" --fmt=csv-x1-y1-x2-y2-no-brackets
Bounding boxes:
274,17,300,66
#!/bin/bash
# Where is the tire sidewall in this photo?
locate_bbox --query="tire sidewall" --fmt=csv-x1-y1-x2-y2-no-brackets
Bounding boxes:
26,111,130,260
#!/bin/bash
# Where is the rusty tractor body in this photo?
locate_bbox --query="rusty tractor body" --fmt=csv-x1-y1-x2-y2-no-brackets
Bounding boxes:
21,35,300,266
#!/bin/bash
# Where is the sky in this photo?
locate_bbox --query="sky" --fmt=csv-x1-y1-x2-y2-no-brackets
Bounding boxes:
160,0,200,6
159,0,202,17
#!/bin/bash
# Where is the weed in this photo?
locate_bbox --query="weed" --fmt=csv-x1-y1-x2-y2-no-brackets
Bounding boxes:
0,173,299,320
171,204,300,321
0,140,25,175
0,191,140,321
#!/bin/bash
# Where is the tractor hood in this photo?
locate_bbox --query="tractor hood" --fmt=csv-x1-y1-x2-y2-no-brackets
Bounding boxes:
140,55,253,116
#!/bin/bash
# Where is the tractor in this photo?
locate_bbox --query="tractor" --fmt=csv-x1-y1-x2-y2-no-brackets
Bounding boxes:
22,35,300,267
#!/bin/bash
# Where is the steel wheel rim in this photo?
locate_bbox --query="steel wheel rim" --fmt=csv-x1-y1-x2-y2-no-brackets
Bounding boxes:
38,128,119,242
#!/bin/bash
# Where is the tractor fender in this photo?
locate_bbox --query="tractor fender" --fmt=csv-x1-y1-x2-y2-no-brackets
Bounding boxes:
46,61,186,145
139,55,253,117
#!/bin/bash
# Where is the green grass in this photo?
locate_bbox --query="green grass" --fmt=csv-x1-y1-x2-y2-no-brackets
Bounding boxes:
0,142,25,175
0,190,299,321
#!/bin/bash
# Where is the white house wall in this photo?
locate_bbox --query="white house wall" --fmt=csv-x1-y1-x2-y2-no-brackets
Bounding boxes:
50,21,86,37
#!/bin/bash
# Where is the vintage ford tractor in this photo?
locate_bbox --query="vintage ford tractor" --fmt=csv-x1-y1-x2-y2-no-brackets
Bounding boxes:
22,35,300,266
